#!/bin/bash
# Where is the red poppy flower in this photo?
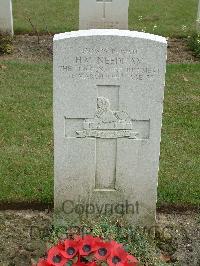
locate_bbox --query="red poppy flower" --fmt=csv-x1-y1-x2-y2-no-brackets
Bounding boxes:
60,239,78,259
87,262,97,266
73,263,86,266
35,235,139,266
107,246,128,266
74,235,82,242
75,258,97,266
36,259,51,266
47,246,68,266
78,235,98,256
124,262,138,266
127,254,138,265
94,240,112,260
110,240,123,250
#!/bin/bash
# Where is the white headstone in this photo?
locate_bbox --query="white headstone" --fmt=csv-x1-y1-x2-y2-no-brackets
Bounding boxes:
79,0,129,30
53,29,167,226
0,0,13,35
197,0,200,32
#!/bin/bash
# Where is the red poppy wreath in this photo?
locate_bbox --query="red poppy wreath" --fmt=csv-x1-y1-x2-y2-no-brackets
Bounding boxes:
33,235,138,266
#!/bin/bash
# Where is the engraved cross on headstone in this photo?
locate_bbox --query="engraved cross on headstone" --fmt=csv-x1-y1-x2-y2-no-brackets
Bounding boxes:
96,0,113,19
65,85,150,191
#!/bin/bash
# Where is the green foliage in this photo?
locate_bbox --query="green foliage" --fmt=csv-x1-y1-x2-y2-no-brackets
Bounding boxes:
0,35,13,54
188,34,200,58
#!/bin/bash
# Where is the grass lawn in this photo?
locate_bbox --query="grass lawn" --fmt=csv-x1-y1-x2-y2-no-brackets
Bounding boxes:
12,0,199,37
0,61,199,205
0,62,53,203
158,64,200,206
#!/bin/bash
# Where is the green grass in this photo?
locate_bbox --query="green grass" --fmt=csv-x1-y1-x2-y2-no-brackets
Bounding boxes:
12,0,199,37
13,0,79,34
0,62,53,203
129,0,198,37
158,64,200,206
0,61,199,205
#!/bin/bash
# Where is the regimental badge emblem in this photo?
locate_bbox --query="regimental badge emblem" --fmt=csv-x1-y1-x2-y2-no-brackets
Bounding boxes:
76,97,139,139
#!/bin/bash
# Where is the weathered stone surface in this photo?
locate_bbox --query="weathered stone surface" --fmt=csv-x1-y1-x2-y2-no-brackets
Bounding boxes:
53,29,167,226
79,0,129,30
0,0,13,35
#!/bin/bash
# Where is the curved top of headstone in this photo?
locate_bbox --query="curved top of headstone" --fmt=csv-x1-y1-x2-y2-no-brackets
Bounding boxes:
54,29,166,44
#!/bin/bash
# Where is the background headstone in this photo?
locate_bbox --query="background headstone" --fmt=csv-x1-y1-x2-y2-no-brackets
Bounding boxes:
53,29,167,226
197,0,200,32
79,0,129,30
0,0,13,35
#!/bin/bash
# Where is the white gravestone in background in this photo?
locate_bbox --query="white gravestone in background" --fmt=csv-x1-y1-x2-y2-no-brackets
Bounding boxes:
79,0,129,30
0,0,13,35
53,29,167,226
197,0,200,32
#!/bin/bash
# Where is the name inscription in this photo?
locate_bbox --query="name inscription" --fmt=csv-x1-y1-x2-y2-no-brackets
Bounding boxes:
58,47,160,81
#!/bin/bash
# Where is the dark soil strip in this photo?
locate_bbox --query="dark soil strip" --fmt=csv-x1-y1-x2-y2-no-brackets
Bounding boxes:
157,204,199,214
0,201,199,213
0,201,53,211
1,34,200,64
